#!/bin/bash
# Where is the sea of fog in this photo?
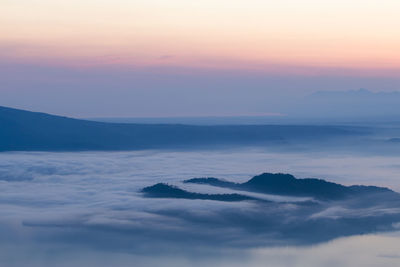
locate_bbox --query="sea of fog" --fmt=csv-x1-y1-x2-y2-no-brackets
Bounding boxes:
1,148,400,266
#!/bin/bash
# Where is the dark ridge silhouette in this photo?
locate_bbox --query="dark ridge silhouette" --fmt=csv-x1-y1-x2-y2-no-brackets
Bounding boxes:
141,183,259,202
0,105,366,151
184,173,395,200
389,138,400,143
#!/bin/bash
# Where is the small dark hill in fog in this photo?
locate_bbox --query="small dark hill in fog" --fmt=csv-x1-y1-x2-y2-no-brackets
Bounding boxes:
184,173,395,200
0,105,365,151
141,183,257,202
141,172,400,246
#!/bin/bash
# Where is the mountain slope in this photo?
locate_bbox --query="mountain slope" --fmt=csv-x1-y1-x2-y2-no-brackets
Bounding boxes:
0,106,364,151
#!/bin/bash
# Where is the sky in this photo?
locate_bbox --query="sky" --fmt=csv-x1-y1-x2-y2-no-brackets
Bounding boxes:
1,0,400,117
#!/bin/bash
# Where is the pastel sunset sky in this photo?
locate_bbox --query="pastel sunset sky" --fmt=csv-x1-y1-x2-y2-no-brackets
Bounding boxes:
1,0,400,117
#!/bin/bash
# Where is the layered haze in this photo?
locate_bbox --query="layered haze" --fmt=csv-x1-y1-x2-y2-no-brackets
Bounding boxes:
1,0,400,117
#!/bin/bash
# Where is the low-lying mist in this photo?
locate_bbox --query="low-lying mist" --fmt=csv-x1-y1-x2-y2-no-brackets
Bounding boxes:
1,148,400,266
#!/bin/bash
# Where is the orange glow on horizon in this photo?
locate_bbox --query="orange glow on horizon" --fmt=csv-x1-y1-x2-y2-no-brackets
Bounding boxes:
1,0,400,76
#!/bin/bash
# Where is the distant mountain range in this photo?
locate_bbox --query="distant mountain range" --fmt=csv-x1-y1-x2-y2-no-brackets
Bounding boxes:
292,89,400,119
0,105,364,151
